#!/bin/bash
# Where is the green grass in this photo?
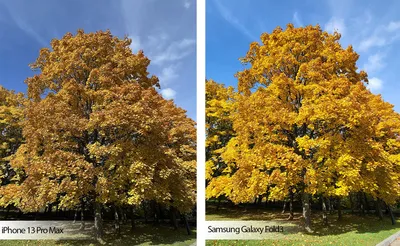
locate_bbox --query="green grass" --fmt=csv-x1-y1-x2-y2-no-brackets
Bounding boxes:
206,205,400,246
0,223,196,246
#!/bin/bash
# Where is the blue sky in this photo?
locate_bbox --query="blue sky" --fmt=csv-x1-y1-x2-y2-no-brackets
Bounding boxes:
206,0,400,112
0,0,196,120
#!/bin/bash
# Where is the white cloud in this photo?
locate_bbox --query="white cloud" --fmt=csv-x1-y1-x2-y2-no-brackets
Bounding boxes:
359,36,386,52
367,77,383,92
158,64,179,86
358,20,400,52
363,52,385,73
213,0,257,40
147,33,169,51
184,0,191,9
161,88,177,100
325,17,346,36
364,11,372,24
129,35,141,53
387,21,400,32
152,38,195,65
293,12,303,27
119,0,196,117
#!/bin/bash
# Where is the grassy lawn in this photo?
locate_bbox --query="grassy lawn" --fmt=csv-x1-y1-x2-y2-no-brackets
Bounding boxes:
206,205,400,246
0,223,196,246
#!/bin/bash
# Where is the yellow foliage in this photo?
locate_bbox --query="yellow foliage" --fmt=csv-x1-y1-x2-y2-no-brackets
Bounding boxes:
206,24,400,205
2,29,196,213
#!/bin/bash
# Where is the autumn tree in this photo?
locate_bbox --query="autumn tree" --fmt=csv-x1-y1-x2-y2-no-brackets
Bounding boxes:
206,24,400,231
2,30,196,240
0,87,25,210
205,80,235,195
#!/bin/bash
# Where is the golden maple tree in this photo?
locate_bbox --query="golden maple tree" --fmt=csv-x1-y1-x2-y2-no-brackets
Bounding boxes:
206,24,400,231
1,30,196,239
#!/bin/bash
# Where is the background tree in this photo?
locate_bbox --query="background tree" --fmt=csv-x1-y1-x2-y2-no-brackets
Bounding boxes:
205,80,236,203
0,87,25,213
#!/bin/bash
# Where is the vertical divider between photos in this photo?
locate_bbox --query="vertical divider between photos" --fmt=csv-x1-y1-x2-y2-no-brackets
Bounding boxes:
196,0,206,245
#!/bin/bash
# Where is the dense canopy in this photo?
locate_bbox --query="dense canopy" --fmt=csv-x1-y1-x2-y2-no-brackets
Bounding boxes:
206,24,400,230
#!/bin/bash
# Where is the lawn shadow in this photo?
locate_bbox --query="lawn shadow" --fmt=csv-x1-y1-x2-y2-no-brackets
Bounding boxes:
206,204,303,222
207,204,400,238
54,223,196,246
310,213,400,237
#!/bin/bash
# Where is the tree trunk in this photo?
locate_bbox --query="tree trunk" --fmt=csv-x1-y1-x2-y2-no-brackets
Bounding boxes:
363,193,369,214
130,206,136,230
55,204,59,217
182,213,191,235
73,210,78,223
301,192,312,232
322,196,328,225
79,202,85,230
5,206,10,220
114,206,120,236
359,192,365,216
289,195,294,220
94,202,103,242
143,202,148,223
337,198,342,220
151,201,159,225
349,193,354,213
375,198,383,220
118,207,127,223
282,201,287,214
216,196,222,211
158,204,165,222
170,206,178,230
387,204,396,225
257,195,263,206
327,198,333,214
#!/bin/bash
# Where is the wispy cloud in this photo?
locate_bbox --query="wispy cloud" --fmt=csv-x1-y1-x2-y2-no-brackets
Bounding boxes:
386,21,400,32
119,0,196,108
2,2,48,46
359,35,386,52
367,77,383,92
184,0,191,9
152,38,196,65
363,52,386,73
325,17,346,36
161,88,177,100
129,35,141,53
364,11,372,24
129,33,195,67
358,21,400,52
293,12,303,27
158,64,180,86
213,0,257,40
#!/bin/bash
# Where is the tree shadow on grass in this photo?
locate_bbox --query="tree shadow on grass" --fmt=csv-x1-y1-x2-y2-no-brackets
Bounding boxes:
55,223,196,246
207,204,400,237
206,204,303,222
310,213,400,236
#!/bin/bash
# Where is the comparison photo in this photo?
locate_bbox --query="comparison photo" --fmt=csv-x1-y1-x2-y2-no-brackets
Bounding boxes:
205,0,400,245
0,0,196,245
